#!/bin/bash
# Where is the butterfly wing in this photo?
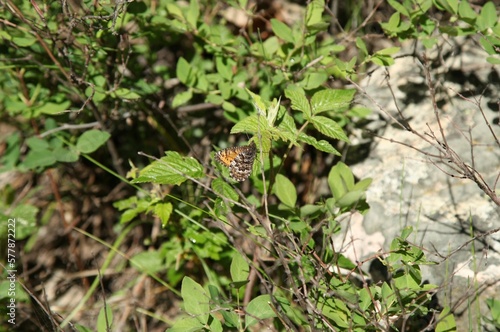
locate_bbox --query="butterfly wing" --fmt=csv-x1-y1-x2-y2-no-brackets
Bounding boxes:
215,142,256,182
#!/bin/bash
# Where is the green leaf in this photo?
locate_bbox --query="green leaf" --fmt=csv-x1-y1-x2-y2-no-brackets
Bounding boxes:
319,298,349,328
486,298,500,323
305,0,325,27
310,89,356,114
186,0,199,29
381,12,401,35
22,149,57,169
76,130,111,154
352,177,372,192
0,132,21,171
487,56,500,65
181,277,210,325
35,101,71,115
10,204,38,240
230,115,274,152
477,1,498,30
176,57,195,86
206,94,225,105
266,98,280,127
245,295,276,328
275,174,297,207
434,0,458,13
133,151,204,186
53,146,79,163
166,3,185,22
310,116,349,142
297,72,328,90
96,306,113,332
230,252,250,282
26,137,50,150
172,90,193,108
166,316,204,332
458,1,477,20
285,86,311,119
375,46,400,56
336,190,366,208
130,251,164,274
212,178,239,201
355,37,368,56
271,19,294,43
246,89,267,115
328,162,354,200
370,54,395,66
12,36,37,47
155,202,173,227
112,88,141,99
297,133,340,155
387,0,410,16
215,56,235,81
435,306,457,332
381,282,396,312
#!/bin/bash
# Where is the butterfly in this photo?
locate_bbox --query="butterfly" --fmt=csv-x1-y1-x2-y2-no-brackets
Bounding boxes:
215,141,256,182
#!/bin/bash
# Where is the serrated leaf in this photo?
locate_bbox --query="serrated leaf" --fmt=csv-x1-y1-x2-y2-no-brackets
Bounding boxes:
298,133,340,155
212,178,239,201
133,151,204,185
285,86,311,119
275,174,297,207
310,116,349,142
76,130,111,154
311,89,356,114
245,89,267,115
230,115,274,152
155,202,173,227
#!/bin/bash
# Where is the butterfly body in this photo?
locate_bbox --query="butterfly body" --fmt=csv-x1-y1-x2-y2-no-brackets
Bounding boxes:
215,142,256,182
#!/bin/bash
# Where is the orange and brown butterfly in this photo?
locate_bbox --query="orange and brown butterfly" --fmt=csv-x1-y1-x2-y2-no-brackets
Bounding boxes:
214,141,256,182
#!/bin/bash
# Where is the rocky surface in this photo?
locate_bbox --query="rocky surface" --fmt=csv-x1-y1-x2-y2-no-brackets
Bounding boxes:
343,38,500,330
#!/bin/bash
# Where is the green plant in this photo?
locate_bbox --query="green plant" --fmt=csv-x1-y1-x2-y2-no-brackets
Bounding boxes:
1,0,498,330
